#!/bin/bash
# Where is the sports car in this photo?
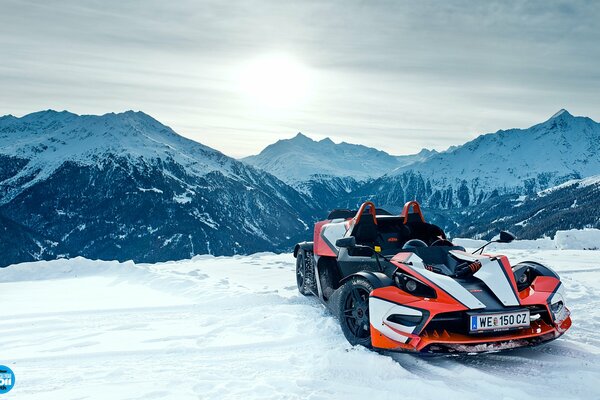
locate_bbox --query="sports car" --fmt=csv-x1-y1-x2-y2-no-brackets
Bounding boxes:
294,201,571,353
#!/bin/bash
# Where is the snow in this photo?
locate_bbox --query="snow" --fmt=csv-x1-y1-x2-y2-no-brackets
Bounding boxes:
0,110,236,204
538,174,600,197
242,132,435,185
550,109,569,119
454,228,600,251
555,229,600,250
173,191,192,204
1,247,599,399
387,110,600,197
138,187,164,194
515,208,546,227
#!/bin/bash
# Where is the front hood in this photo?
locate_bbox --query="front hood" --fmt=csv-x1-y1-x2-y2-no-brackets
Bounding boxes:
392,251,520,310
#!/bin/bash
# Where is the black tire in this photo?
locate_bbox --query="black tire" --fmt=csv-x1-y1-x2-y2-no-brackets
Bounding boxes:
296,251,312,296
337,277,374,348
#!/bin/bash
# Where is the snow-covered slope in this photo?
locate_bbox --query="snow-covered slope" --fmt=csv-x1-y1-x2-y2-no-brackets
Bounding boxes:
242,133,435,209
242,132,435,184
1,248,599,399
392,109,599,202
351,109,600,213
0,110,238,204
0,111,317,266
445,174,600,240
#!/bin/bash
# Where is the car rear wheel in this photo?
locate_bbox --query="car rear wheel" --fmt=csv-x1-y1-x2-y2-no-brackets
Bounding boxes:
296,251,313,296
338,277,374,348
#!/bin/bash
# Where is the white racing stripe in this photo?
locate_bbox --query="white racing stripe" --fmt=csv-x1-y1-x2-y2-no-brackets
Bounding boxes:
403,253,486,309
473,259,520,306
450,250,520,307
320,219,349,253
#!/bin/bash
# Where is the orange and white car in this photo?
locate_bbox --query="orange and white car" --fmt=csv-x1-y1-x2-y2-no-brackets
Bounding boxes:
294,201,571,353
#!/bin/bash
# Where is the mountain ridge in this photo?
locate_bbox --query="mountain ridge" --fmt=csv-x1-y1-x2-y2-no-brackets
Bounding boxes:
242,131,437,184
1,108,599,266
371,109,600,205
0,110,319,266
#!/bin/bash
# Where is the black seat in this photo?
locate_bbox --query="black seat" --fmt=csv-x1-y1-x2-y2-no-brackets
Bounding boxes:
349,214,378,256
354,215,378,245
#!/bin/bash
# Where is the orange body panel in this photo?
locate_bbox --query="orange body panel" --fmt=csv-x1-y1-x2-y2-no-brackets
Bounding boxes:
369,272,569,352
313,220,337,257
371,310,571,352
530,275,561,293
413,318,564,351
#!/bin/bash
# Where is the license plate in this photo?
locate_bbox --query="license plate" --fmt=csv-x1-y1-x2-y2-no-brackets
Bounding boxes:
469,310,530,332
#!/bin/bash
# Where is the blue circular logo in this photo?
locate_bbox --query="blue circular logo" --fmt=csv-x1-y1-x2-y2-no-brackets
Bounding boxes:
0,365,15,394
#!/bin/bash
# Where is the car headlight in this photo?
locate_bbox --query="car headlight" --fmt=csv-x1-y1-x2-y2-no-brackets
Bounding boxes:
512,262,560,292
394,272,437,299
550,300,569,324
513,266,533,291
518,271,529,284
549,285,569,324
550,301,564,315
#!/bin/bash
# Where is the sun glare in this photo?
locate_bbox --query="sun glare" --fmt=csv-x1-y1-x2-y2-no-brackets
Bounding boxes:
237,54,312,109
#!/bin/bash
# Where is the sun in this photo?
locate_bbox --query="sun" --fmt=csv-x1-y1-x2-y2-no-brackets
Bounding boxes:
237,54,312,109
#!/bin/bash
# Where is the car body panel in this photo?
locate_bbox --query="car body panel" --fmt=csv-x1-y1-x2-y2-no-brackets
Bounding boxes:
295,200,572,353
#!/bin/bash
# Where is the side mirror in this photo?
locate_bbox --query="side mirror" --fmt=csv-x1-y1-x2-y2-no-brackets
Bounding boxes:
498,231,516,243
336,236,356,248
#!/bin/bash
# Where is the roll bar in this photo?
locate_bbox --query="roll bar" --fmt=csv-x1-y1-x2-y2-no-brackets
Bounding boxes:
353,201,378,225
401,200,425,224
352,200,424,225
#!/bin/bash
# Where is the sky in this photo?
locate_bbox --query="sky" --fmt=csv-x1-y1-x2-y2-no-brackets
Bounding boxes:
1,0,599,158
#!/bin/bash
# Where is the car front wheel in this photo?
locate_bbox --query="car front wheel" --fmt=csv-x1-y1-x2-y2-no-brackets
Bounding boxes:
337,277,374,348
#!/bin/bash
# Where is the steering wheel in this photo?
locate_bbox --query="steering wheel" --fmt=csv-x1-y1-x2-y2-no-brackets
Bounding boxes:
430,238,454,247
402,239,428,250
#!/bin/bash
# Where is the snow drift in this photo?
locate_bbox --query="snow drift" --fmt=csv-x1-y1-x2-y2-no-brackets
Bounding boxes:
1,245,599,399
454,228,600,251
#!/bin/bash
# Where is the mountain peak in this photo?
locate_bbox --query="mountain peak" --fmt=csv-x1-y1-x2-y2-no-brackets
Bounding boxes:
23,109,78,120
549,109,573,120
535,108,579,130
0,109,228,187
293,132,312,141
120,110,155,120
417,148,438,156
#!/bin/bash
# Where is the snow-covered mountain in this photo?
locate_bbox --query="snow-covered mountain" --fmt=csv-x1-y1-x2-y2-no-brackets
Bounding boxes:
243,132,435,183
0,110,317,266
2,108,599,266
0,110,239,204
353,109,600,211
242,132,435,207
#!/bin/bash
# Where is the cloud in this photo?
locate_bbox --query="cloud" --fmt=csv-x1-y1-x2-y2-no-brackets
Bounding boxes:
1,0,599,157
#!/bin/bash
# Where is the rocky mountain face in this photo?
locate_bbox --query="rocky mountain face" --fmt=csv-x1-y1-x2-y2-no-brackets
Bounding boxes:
444,175,600,240
0,111,317,267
